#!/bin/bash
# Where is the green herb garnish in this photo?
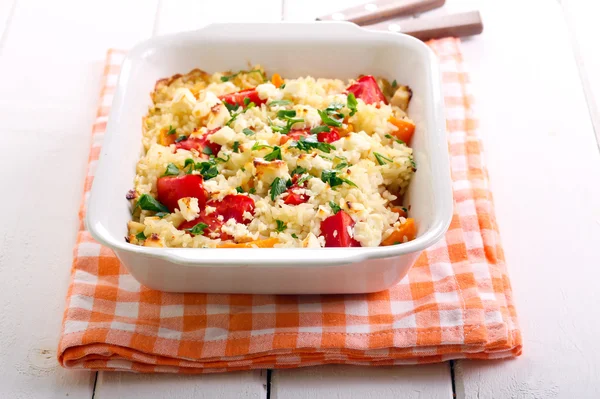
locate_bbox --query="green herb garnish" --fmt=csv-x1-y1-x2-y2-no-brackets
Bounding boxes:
275,220,287,232
329,201,341,214
232,141,240,153
277,109,296,119
175,135,188,143
269,100,292,107
291,233,298,239
220,69,265,82
251,142,273,151
155,212,169,218
236,186,244,193
318,109,343,127
135,231,146,241
249,187,256,194
264,146,282,161
163,163,180,176
167,125,176,135
280,83,286,89
385,134,405,145
291,166,307,176
202,146,213,155
310,126,330,134
289,135,335,153
135,194,169,213
242,128,255,136
185,158,220,180
374,152,393,165
186,222,209,235
392,79,398,88
347,93,358,116
321,170,357,188
296,174,311,186
224,101,240,113
270,177,289,201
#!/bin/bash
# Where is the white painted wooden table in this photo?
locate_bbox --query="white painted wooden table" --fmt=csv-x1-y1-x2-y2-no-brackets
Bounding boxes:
1,0,599,397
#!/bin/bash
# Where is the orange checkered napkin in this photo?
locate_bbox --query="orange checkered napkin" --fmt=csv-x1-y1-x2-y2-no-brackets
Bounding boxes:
58,39,522,373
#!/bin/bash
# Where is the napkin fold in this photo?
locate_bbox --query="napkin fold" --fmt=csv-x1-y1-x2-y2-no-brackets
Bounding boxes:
58,39,522,373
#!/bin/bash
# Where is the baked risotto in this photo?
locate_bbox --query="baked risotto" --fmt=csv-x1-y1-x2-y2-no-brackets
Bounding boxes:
127,66,417,248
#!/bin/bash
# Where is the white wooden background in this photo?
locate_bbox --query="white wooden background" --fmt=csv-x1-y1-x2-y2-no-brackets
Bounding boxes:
0,0,599,398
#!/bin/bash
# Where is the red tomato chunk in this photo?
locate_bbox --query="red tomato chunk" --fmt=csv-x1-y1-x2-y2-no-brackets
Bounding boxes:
346,75,387,105
320,211,361,247
175,129,222,156
156,175,207,212
219,89,266,107
316,128,341,143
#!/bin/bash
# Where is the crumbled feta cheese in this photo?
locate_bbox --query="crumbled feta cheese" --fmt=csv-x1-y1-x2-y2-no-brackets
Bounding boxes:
170,88,196,114
192,91,221,118
204,206,216,215
302,233,322,248
177,197,200,221
209,126,236,145
253,158,289,186
256,83,283,101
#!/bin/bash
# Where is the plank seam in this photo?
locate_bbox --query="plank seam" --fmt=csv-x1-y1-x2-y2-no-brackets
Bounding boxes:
560,0,600,154
0,0,17,57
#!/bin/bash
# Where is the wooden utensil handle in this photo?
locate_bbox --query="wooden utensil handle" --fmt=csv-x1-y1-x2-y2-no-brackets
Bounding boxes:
367,10,483,41
317,0,446,25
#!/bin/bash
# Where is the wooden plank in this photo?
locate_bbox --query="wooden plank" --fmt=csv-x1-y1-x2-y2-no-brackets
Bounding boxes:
455,0,600,398
0,0,157,398
97,370,269,399
271,365,453,399
561,0,600,146
93,1,283,397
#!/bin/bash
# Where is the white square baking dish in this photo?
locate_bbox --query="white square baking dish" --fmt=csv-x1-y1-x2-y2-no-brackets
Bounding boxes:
86,22,452,294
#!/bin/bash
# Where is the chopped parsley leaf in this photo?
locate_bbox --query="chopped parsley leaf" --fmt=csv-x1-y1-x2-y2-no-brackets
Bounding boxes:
135,194,169,213
334,161,348,170
202,146,213,155
135,231,146,240
264,146,282,161
392,79,398,88
243,97,251,106
296,174,311,186
410,157,416,168
251,142,273,151
321,170,357,188
249,187,256,194
155,212,169,218
268,99,292,107
280,83,286,89
167,125,176,135
289,135,335,153
329,201,341,214
185,158,219,180
186,222,209,235
232,141,240,153
347,93,358,116
374,152,393,165
220,69,264,82
269,177,289,201
385,134,405,145
175,135,188,143
277,109,296,119
163,163,180,176
310,125,330,134
275,220,287,232
224,101,241,113
242,128,255,136
291,166,307,176
236,186,244,193
318,109,343,127
291,233,298,239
